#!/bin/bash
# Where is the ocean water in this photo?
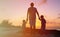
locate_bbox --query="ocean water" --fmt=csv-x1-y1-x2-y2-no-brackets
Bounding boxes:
0,27,22,37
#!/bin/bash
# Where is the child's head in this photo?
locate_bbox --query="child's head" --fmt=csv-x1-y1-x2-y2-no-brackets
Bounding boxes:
41,15,44,19
23,20,25,23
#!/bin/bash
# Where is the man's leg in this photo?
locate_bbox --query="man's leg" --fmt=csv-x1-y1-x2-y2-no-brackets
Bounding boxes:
29,19,33,34
32,19,36,34
33,24,35,30
30,24,32,30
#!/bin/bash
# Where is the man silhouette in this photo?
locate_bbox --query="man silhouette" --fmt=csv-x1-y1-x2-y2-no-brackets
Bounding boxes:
27,2,39,30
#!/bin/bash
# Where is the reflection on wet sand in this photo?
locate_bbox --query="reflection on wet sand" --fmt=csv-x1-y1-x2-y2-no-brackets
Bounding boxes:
0,27,60,37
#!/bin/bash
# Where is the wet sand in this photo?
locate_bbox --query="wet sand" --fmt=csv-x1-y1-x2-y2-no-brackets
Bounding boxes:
0,27,60,37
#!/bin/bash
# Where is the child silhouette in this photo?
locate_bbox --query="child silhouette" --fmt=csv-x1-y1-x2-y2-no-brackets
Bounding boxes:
22,20,27,29
39,15,46,31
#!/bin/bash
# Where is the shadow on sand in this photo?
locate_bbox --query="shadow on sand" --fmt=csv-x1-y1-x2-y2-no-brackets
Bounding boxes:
18,28,60,37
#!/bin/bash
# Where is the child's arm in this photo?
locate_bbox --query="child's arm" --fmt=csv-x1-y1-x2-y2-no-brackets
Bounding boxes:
39,17,41,21
25,19,28,24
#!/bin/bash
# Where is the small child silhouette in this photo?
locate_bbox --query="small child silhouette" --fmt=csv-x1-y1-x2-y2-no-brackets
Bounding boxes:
22,20,27,29
39,15,46,31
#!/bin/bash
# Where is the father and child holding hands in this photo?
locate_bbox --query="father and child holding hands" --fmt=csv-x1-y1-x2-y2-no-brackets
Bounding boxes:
22,2,46,31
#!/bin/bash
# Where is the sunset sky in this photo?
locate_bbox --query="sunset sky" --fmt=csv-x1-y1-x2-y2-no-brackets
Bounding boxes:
0,0,60,29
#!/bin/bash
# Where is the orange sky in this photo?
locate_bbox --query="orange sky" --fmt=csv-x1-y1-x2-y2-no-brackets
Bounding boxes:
0,0,60,29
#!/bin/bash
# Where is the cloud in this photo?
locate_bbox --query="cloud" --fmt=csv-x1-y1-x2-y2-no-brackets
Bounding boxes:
40,0,47,5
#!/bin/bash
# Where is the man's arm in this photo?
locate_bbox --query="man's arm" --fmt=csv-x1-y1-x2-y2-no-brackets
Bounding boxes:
37,12,40,20
36,8,40,19
26,9,29,21
27,12,28,21
37,11,39,18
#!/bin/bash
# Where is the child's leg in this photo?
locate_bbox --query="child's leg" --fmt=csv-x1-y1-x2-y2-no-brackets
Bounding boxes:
41,24,45,31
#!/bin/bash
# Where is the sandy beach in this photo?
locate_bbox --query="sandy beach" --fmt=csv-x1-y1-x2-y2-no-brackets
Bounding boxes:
0,27,59,37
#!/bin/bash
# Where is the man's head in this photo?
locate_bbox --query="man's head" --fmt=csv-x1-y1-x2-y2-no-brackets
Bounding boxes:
30,2,34,7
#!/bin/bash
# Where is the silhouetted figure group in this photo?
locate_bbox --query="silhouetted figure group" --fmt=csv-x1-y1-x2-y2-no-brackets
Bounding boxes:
22,2,46,32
